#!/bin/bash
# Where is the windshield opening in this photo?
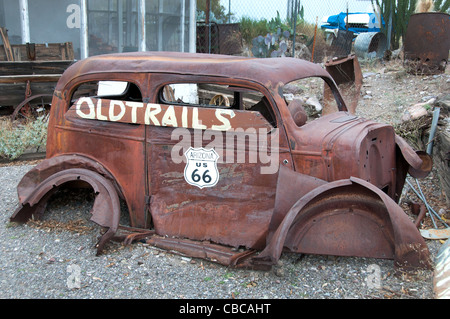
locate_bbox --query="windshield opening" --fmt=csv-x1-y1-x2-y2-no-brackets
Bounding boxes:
282,77,341,126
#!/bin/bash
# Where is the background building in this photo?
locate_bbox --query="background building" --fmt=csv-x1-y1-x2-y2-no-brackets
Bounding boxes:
0,0,196,60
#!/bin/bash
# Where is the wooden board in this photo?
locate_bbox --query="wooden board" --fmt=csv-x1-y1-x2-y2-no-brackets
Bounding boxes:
0,42,74,61
435,125,450,206
0,27,14,61
0,82,55,106
0,60,73,76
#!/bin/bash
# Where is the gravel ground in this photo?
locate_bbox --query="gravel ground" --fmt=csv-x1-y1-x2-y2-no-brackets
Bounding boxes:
0,162,444,301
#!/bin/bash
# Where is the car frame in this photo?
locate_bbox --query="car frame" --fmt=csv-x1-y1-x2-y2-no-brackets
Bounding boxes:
11,51,432,271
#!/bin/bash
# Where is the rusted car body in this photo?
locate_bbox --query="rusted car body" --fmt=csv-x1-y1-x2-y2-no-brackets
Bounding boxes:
11,51,432,271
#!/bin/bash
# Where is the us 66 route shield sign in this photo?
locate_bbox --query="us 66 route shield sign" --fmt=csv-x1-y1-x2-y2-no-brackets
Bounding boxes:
184,147,220,189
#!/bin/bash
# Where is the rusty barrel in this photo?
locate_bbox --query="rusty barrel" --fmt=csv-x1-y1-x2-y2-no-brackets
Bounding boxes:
404,12,450,75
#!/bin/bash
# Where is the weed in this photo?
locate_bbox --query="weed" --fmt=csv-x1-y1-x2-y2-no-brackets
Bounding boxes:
0,116,48,160
223,272,234,279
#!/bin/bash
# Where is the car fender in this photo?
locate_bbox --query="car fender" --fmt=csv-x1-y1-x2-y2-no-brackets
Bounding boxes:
10,155,122,255
252,166,431,271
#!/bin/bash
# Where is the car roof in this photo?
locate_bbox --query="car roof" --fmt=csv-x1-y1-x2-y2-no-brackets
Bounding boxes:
56,51,333,91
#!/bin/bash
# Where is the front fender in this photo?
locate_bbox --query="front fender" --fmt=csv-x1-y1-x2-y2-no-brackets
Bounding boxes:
253,166,431,271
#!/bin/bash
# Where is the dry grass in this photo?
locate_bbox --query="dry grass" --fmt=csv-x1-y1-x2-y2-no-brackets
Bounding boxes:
26,219,95,234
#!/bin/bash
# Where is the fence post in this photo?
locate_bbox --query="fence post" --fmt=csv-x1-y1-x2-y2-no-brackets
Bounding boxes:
138,0,146,52
292,0,298,58
206,0,211,53
189,0,196,53
387,2,393,50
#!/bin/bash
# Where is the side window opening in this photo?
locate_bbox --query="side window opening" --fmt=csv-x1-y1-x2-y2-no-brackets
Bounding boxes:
159,83,276,127
70,81,143,104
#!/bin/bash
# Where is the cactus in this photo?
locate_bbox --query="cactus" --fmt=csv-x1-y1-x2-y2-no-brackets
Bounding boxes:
251,28,290,58
371,0,419,50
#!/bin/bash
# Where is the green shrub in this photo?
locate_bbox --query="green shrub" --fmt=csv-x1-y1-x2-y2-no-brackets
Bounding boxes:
239,16,269,45
0,116,48,160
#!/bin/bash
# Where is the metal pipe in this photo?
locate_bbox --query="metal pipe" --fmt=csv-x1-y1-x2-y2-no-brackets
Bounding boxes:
80,0,89,59
19,0,30,44
206,0,211,53
118,0,123,53
292,0,298,58
138,0,146,52
158,0,163,50
126,0,132,47
189,0,196,53
406,178,449,228
108,0,113,45
180,0,186,52
413,178,437,228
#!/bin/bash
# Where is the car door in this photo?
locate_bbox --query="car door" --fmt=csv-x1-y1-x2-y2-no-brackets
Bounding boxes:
145,76,290,250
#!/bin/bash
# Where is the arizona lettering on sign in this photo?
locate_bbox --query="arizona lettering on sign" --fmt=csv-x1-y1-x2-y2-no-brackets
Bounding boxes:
68,97,272,132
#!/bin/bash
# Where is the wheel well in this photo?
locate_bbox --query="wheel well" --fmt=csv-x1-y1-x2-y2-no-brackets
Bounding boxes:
11,165,122,254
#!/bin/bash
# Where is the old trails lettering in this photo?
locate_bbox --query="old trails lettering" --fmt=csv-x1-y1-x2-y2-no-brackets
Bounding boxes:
71,97,272,132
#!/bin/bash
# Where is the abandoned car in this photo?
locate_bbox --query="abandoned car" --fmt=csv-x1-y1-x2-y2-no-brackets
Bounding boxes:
11,51,433,271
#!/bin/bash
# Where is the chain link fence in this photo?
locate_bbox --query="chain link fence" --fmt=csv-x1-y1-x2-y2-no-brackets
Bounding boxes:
196,0,449,66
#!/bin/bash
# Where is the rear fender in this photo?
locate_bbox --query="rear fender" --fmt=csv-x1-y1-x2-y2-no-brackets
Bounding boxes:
253,167,431,271
16,154,123,203
11,157,121,255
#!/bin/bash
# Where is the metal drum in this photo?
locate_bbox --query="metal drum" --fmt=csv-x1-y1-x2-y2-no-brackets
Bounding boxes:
404,12,450,75
354,32,387,59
